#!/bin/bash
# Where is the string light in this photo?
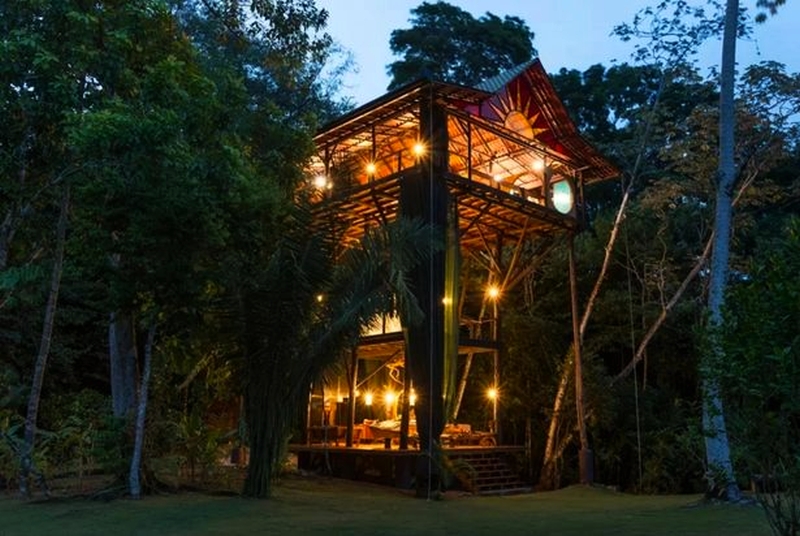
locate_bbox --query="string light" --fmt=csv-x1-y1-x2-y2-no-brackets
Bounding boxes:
313,175,327,189
486,285,500,300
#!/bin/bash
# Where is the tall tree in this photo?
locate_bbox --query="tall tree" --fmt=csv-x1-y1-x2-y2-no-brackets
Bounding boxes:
536,0,728,487
18,186,69,497
1,0,125,495
387,1,536,89
702,0,740,501
63,0,263,497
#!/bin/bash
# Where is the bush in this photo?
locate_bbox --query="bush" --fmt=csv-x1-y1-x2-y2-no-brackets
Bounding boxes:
717,218,800,534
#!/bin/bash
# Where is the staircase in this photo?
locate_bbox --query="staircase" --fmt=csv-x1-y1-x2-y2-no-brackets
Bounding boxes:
448,449,532,495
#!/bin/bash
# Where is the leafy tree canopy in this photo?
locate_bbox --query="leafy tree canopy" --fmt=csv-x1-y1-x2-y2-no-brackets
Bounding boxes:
387,1,536,89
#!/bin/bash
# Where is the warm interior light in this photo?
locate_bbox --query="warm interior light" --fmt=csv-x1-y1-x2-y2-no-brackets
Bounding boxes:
487,388,498,401
366,162,376,175
532,159,545,173
412,141,425,157
364,392,373,406
493,174,503,183
316,294,324,303
486,285,500,300
336,393,344,403
409,389,417,407
384,390,396,406
313,175,327,189
441,296,452,305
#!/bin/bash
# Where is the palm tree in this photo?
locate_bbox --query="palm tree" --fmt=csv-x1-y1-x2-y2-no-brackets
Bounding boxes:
236,212,437,498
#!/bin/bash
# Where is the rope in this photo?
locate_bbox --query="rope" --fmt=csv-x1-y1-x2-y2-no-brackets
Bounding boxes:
622,191,644,489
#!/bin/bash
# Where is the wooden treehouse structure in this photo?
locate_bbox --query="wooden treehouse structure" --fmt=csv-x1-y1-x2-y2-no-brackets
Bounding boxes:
293,60,618,495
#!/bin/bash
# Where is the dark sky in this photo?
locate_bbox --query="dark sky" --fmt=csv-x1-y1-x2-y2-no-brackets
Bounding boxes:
316,0,800,105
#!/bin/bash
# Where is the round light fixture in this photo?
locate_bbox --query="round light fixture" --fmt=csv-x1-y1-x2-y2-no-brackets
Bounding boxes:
551,180,575,214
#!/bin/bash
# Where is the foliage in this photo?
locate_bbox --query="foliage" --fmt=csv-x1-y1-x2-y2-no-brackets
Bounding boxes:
387,1,536,89
0,0,356,500
717,218,800,533
237,215,436,497
613,0,746,68
172,410,226,483
1,0,797,501
755,0,788,22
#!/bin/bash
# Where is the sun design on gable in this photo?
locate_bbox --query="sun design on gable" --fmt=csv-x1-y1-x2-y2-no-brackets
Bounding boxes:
486,79,548,140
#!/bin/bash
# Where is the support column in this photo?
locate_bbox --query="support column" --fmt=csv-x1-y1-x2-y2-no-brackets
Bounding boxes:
345,348,358,447
491,298,499,434
400,369,412,450
400,87,448,498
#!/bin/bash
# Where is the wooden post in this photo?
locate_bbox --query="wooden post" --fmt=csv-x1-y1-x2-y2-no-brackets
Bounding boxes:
400,368,411,450
492,298,499,434
400,85,448,498
306,384,313,445
345,348,358,447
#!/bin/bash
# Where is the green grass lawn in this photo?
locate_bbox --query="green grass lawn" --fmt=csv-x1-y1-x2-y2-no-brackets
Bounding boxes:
0,476,771,536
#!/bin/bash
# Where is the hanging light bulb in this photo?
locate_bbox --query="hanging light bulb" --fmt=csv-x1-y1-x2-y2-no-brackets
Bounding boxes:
313,175,328,189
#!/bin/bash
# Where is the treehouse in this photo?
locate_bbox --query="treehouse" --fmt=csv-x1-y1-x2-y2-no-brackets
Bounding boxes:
292,60,618,494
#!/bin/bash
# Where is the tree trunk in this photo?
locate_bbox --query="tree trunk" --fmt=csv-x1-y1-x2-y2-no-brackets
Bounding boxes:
109,311,138,419
129,321,156,499
538,69,673,490
613,236,713,383
539,351,571,490
242,357,301,498
0,209,15,272
538,182,632,489
19,186,69,498
612,167,758,384
702,0,740,502
569,236,592,484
